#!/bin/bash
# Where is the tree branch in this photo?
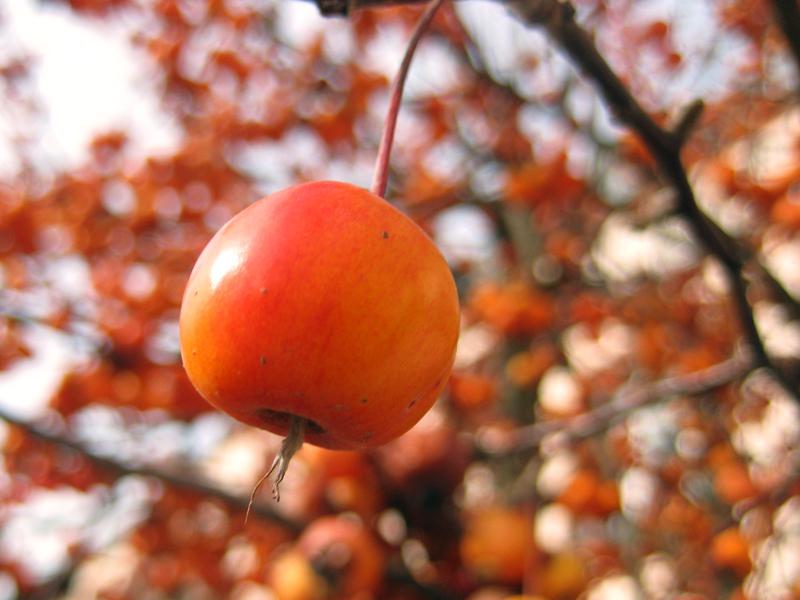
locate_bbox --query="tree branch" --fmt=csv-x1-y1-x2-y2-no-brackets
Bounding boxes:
670,99,705,147
772,0,800,88
306,0,433,15
696,220,800,322
0,405,303,533
511,0,799,401
0,406,464,600
478,353,753,455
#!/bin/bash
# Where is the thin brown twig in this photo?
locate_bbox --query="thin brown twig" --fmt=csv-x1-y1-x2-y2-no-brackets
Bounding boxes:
478,353,753,455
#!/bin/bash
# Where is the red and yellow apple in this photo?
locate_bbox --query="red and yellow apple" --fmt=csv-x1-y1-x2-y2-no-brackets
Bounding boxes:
179,180,459,450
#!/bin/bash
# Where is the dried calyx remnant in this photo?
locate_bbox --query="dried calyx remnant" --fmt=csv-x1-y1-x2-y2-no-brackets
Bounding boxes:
256,408,326,434
246,415,306,523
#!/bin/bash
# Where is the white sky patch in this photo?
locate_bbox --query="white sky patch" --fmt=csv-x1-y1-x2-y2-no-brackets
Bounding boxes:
0,574,15,600
362,24,463,100
627,404,678,467
230,127,329,191
274,1,327,47
433,205,496,265
456,0,551,86
362,23,408,80
587,574,643,600
592,213,697,281
453,323,499,369
754,301,800,360
537,450,578,498
0,488,102,580
538,365,583,416
122,263,157,300
403,38,464,98
0,102,23,180
62,542,140,600
733,389,800,467
203,428,277,493
0,479,150,582
763,234,800,298
640,554,678,600
321,19,356,64
747,497,800,598
0,325,80,421
0,0,180,177
535,503,574,553
563,318,633,376
620,466,659,523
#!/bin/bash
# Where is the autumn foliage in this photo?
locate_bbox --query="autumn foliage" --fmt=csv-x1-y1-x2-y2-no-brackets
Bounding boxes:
1,0,799,599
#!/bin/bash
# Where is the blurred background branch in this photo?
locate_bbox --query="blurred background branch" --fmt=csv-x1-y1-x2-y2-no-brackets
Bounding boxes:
478,352,753,455
0,406,302,532
511,0,800,400
771,0,800,86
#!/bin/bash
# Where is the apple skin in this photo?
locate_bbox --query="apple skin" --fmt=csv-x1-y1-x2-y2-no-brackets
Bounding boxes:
179,180,460,449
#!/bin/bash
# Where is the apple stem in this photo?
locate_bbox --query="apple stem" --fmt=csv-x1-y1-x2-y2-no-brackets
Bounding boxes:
370,0,446,199
245,415,306,523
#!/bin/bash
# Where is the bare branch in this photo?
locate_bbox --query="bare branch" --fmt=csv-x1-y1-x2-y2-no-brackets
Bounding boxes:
702,219,800,322
772,0,800,88
670,99,705,147
0,406,303,532
478,353,753,455
305,0,431,15
0,409,464,600
511,0,800,401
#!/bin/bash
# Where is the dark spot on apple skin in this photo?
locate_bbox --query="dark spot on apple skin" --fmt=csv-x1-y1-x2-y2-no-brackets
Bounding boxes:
382,231,389,239
255,409,326,434
260,355,267,366
193,290,198,296
407,398,416,410
362,431,374,441
260,287,267,294
360,398,369,405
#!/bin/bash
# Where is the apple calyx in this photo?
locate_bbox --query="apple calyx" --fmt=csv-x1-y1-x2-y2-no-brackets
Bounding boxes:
246,414,306,522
